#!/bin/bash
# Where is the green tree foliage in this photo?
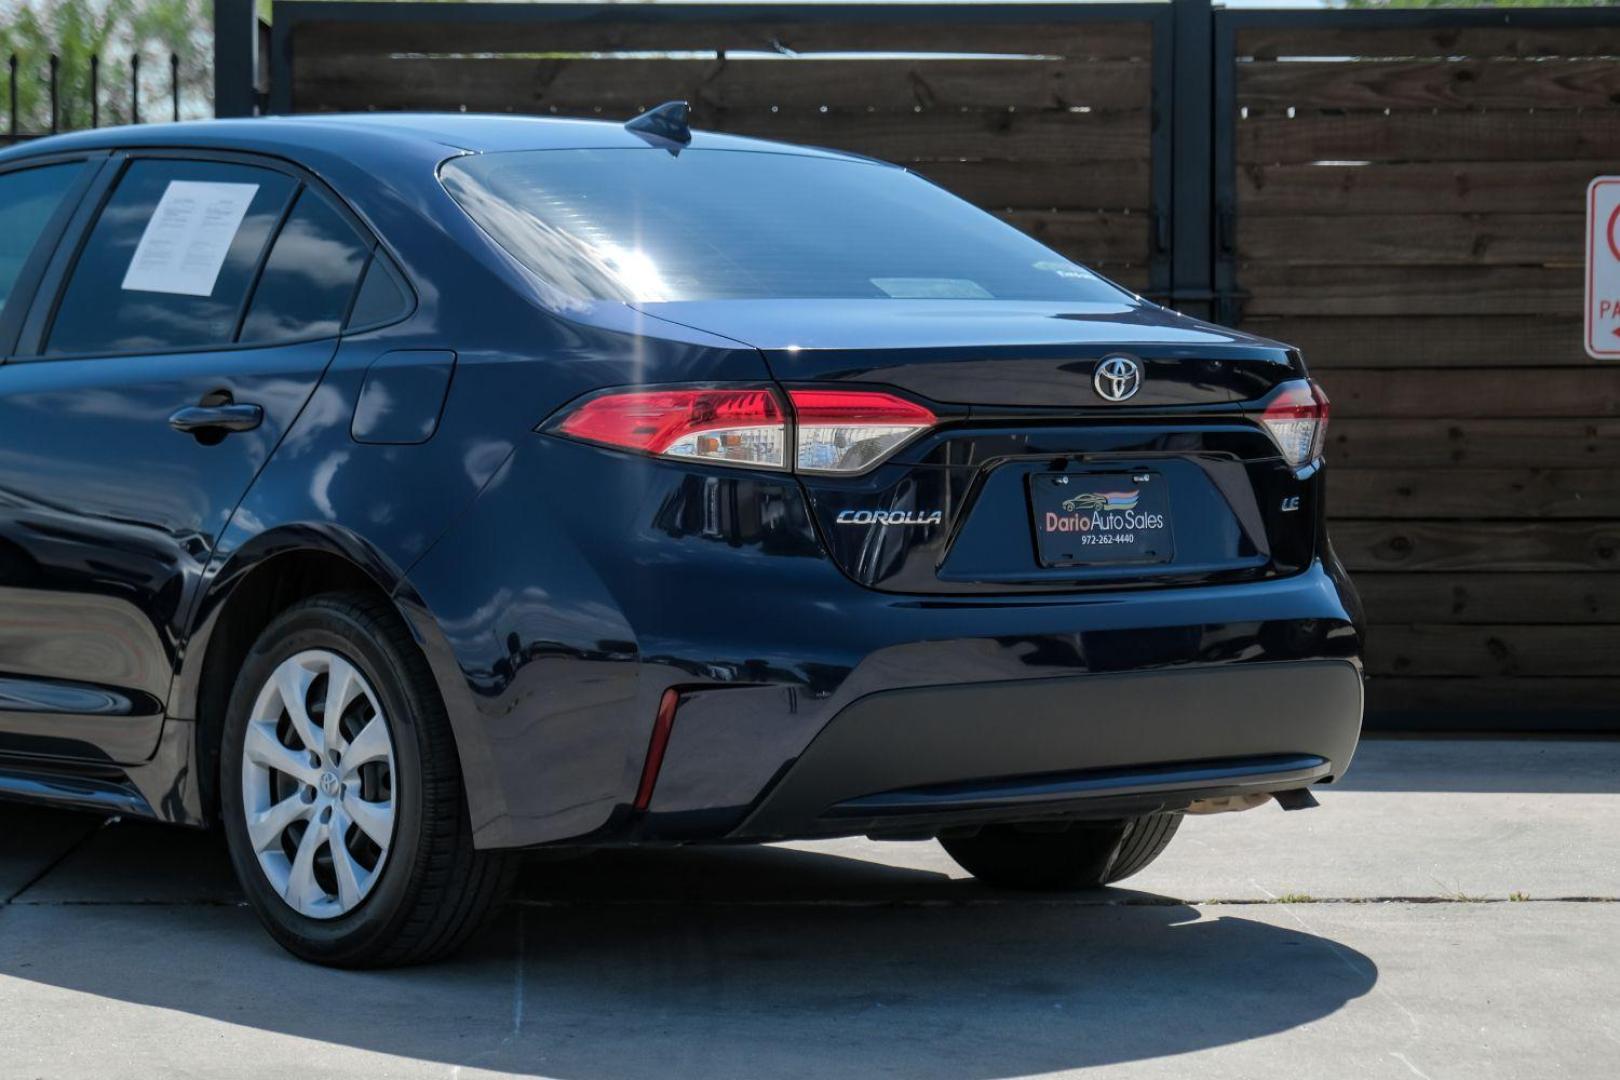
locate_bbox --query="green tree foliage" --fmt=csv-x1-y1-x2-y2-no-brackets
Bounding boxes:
0,0,211,133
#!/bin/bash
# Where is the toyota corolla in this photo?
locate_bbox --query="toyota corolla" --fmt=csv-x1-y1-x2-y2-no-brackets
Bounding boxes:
0,106,1362,966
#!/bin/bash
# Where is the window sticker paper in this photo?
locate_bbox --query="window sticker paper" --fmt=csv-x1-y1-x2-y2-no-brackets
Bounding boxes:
121,180,259,297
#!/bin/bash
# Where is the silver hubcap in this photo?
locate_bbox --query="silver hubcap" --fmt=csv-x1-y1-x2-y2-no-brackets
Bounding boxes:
241,649,397,919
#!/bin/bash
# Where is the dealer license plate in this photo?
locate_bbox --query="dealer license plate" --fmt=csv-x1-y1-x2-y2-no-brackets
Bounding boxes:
1029,472,1174,567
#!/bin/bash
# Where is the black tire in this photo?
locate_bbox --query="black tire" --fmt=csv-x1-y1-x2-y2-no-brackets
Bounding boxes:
220,592,513,967
940,812,1183,891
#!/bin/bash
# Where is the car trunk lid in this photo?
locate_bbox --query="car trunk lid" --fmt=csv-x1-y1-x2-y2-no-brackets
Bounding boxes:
636,299,1321,595
638,298,1299,408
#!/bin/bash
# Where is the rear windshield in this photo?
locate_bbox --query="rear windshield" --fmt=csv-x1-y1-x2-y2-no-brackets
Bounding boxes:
440,148,1128,304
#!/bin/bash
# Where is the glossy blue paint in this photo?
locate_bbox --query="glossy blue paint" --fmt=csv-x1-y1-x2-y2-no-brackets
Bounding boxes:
407,428,1359,846
351,350,458,445
0,116,1361,846
0,338,340,762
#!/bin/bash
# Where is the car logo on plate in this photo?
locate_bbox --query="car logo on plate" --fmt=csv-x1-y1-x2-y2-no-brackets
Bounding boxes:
1093,356,1143,402
1062,490,1140,513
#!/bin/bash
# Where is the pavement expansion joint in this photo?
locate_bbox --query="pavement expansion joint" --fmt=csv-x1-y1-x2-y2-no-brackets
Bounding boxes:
506,894,1620,909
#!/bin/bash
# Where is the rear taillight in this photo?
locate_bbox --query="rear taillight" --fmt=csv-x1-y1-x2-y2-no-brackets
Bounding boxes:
548,386,937,474
1259,380,1331,468
552,387,788,470
789,390,937,474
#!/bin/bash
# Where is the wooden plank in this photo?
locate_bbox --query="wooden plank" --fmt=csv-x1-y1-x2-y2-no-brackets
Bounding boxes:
1241,265,1581,317
1365,677,1620,716
1246,317,1587,369
707,109,1150,164
1366,625,1620,678
1237,161,1602,216
1239,25,1620,63
1331,520,1620,573
1237,112,1620,165
1316,369,1620,420
294,55,1153,113
912,159,1151,211
1238,214,1582,268
292,18,1154,61
1327,419,1620,468
1330,468,1620,520
1238,58,1620,112
1354,573,1620,625
284,104,1149,167
997,209,1150,266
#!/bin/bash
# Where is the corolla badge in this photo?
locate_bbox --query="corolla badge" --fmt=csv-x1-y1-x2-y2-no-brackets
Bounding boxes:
836,509,944,526
1093,355,1143,402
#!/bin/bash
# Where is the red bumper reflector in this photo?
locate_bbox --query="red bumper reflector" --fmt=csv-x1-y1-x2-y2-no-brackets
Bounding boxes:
634,689,681,812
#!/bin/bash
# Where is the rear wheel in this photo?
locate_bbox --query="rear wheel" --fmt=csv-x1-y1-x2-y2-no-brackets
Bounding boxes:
940,812,1183,890
220,592,512,967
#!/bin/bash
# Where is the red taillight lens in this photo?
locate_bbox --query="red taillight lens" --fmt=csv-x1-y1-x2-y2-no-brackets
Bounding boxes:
1260,380,1330,467
549,386,938,475
554,388,787,469
789,389,937,474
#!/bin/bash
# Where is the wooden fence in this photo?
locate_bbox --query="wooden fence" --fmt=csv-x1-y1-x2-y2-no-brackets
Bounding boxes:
276,4,1171,297
248,1,1620,729
1220,13,1620,726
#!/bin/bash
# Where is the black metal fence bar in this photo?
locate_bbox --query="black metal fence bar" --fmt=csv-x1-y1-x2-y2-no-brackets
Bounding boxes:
2,49,184,141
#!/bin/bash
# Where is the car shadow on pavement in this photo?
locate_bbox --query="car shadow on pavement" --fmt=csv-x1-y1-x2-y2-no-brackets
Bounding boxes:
0,811,1378,1078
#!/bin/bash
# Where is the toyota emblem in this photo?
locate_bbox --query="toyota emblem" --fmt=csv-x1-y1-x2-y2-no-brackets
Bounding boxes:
1093,356,1143,402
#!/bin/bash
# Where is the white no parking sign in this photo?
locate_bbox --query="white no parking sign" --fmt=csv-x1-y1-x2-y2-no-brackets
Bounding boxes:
1587,178,1620,359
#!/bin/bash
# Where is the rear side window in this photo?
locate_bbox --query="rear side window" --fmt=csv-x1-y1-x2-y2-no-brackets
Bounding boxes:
239,189,370,344
47,159,295,356
0,162,84,321
346,252,412,329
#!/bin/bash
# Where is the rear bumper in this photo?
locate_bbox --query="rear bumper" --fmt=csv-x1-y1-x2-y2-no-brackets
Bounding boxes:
729,659,1361,840
402,436,1364,849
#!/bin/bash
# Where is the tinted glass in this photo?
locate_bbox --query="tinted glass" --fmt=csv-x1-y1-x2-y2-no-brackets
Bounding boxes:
0,162,84,319
346,253,411,329
239,190,369,344
442,148,1127,304
48,159,294,355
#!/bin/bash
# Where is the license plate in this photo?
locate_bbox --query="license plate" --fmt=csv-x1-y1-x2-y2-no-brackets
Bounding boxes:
1029,472,1174,567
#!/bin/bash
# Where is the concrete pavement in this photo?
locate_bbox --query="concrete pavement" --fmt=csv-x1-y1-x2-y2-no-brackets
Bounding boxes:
0,737,1616,1079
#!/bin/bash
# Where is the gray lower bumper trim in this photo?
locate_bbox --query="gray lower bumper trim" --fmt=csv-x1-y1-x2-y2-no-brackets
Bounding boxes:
734,660,1363,840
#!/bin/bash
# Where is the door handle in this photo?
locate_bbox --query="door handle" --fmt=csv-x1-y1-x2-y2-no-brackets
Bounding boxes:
168,403,264,435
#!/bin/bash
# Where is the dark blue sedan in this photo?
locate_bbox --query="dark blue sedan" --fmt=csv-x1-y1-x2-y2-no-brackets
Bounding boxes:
0,108,1361,966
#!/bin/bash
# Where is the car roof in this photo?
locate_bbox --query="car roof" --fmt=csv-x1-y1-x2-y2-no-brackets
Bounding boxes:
0,112,885,167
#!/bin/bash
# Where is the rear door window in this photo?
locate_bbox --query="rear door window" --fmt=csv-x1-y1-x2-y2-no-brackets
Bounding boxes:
0,161,86,322
47,159,295,356
238,189,371,344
